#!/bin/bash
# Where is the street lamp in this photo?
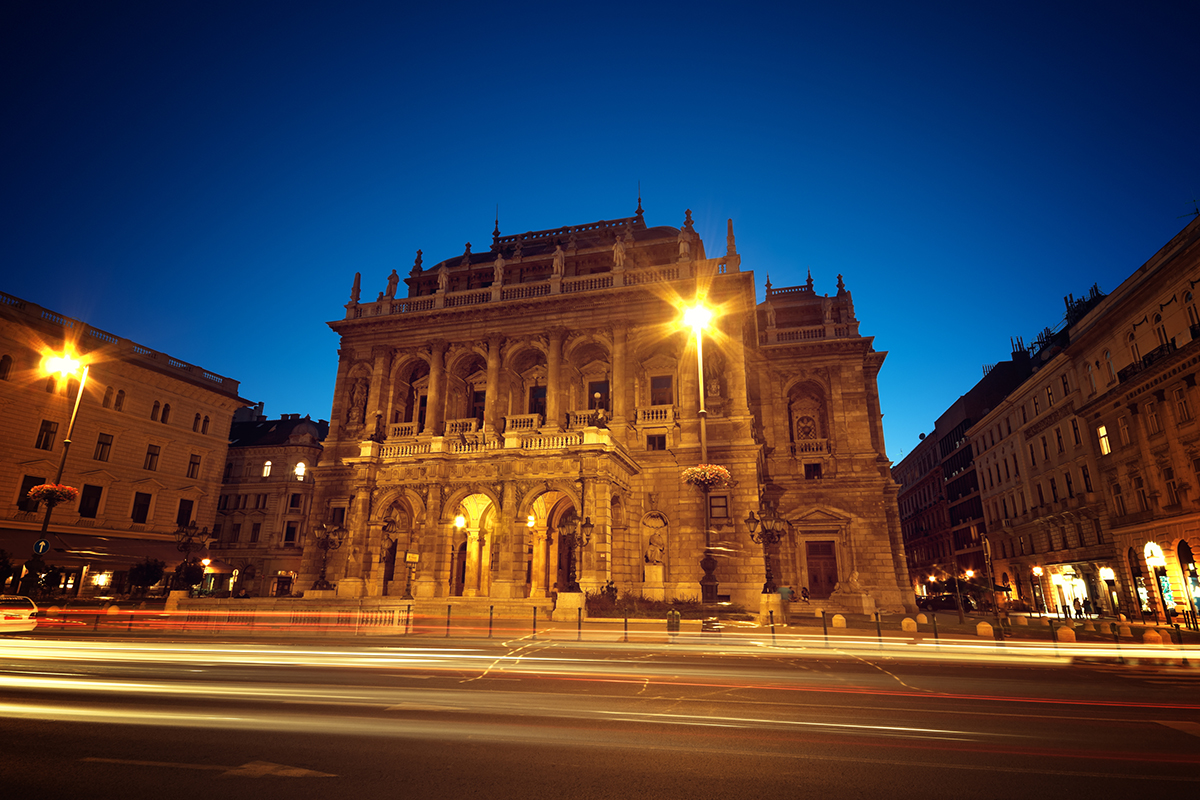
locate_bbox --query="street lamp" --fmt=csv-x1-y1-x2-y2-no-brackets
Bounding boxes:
745,503,789,593
311,521,348,590
683,302,713,463
1031,565,1045,615
34,352,90,538
565,515,594,593
173,521,211,590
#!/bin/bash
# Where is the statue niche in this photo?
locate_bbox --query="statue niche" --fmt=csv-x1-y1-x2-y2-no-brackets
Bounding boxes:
641,511,668,600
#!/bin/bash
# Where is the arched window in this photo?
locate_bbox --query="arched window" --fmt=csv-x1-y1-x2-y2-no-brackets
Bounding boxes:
45,376,56,393
1187,292,1199,328
263,460,272,477
1128,332,1140,363
151,401,160,421
0,354,12,380
1085,363,1096,394
161,404,171,424
103,386,114,408
201,416,210,434
193,413,201,432
1104,350,1115,383
1154,314,1168,346
115,390,125,411
293,462,306,481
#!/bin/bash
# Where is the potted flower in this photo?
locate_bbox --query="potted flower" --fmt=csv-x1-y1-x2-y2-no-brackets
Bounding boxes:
26,483,79,507
681,464,733,492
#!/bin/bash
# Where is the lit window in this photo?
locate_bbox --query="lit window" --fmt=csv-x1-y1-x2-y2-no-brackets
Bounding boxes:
294,462,306,481
263,460,272,477
1097,425,1111,455
1046,386,1055,407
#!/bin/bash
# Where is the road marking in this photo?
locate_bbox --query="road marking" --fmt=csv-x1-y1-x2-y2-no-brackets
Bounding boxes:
1158,721,1200,738
81,757,335,778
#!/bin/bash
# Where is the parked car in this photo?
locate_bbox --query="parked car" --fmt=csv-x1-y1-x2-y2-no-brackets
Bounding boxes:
916,594,975,612
0,595,39,633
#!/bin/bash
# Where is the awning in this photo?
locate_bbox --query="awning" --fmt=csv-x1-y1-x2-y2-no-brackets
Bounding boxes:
0,529,187,570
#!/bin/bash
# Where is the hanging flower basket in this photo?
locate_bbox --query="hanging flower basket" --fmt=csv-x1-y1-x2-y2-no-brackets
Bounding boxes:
27,483,79,506
682,464,732,491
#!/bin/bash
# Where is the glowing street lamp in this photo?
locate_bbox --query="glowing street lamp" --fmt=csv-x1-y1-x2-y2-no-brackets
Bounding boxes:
683,302,713,462
33,351,90,538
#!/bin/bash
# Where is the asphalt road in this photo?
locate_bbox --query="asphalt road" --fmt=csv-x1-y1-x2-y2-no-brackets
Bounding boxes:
2,630,1198,799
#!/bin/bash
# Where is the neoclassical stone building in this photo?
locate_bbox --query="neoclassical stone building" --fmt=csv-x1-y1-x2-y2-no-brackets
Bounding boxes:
305,206,912,613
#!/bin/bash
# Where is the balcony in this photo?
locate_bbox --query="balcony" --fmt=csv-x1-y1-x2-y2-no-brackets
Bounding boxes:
637,406,677,425
790,438,828,456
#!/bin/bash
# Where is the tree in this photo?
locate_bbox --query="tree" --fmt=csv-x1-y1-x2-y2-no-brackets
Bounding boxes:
128,558,166,596
173,559,204,590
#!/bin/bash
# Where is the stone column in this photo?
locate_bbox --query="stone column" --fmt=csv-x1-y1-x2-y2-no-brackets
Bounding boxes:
726,318,751,417
463,526,481,597
491,481,523,599
367,346,390,431
425,341,447,435
484,334,502,434
529,525,549,598
414,485,442,598
612,325,628,424
546,328,565,430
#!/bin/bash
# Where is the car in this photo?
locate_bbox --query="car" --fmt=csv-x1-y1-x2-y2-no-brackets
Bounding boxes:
0,595,39,633
916,594,975,612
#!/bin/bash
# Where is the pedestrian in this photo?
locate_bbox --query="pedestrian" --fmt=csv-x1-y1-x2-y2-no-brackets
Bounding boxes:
1082,597,1093,618
1073,597,1083,619
800,587,810,603
779,585,792,604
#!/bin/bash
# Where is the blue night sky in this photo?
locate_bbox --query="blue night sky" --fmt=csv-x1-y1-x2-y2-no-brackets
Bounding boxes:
3,1,1197,459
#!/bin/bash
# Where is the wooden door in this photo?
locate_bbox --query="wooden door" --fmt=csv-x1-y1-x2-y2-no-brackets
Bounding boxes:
806,541,838,599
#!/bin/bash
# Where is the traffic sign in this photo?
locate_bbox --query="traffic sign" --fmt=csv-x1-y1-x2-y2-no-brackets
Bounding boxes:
33,538,50,556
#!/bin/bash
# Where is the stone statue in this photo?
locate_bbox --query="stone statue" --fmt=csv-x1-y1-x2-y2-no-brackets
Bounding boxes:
385,269,399,299
493,254,505,286
350,272,361,303
513,239,523,260
551,244,566,277
822,296,833,324
677,227,691,261
346,378,368,425
437,262,450,293
765,301,777,328
645,530,665,565
612,234,626,269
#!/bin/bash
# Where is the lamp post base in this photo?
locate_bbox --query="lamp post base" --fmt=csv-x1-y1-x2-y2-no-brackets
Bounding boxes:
700,550,719,604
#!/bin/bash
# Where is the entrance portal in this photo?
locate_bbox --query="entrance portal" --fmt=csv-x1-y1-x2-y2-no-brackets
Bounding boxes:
806,541,838,599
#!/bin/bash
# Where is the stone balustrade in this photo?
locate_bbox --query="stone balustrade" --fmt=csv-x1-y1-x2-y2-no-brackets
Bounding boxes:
503,413,543,432
637,406,676,425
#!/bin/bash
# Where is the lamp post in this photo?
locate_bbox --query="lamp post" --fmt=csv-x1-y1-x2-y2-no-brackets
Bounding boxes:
36,354,90,537
310,521,348,590
1031,566,1045,615
173,521,211,590
745,503,789,593
684,302,720,603
564,513,594,593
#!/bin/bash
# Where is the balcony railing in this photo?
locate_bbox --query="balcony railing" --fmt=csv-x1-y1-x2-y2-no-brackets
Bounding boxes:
790,438,828,456
504,413,543,432
389,422,419,439
637,406,676,425
445,418,480,435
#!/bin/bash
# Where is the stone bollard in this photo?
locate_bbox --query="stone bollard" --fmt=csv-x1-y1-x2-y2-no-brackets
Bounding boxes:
901,617,917,632
105,605,122,615
1119,624,1132,638
1014,615,1028,626
46,605,61,617
1119,613,1127,622
1081,621,1095,632
814,608,825,618
831,614,846,628
1038,617,1051,626
1142,629,1162,645
1055,625,1076,643
976,621,993,638
916,613,928,624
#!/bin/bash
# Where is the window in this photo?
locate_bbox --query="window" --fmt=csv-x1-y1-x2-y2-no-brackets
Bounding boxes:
1028,442,1037,466
45,376,55,393
708,495,729,519
1086,363,1096,394
212,523,223,542
176,498,194,527
161,404,171,424
187,454,201,479
255,493,267,509
1081,464,1093,493
1071,419,1081,446
193,413,201,432
284,522,298,546
1128,332,1140,363
263,460,272,477
1055,428,1064,454
114,390,125,411
289,493,302,509
250,522,261,543
151,401,160,421
1134,476,1149,511
131,492,152,524
1164,467,1180,506
330,507,346,526
650,375,673,406
35,420,58,450
1033,397,1040,416
94,433,113,462
805,463,823,480
1176,387,1193,422
1036,483,1046,506
17,475,46,512
646,434,667,451
1003,458,1011,481
1020,405,1028,424
528,385,547,418
294,462,306,481
1146,402,1161,435
1154,314,1168,346
1104,351,1115,383
1046,386,1055,407
1061,374,1070,396
143,444,160,471
1041,436,1049,460
1064,470,1074,498
223,462,233,482
0,354,10,380
201,416,210,434
588,380,610,411
1111,482,1126,516
1019,491,1027,514
230,523,242,543
218,495,229,511
1118,416,1129,446
103,386,114,408
238,494,248,509
1049,478,1059,502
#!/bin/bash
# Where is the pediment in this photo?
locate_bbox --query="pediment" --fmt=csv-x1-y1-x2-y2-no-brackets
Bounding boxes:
790,507,849,525
131,478,168,490
641,353,677,372
78,469,120,483
18,458,58,473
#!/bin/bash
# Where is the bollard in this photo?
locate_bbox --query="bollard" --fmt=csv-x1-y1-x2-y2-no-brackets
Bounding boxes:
1174,624,1189,667
875,611,883,649
532,607,537,640
931,612,939,645
577,608,582,641
822,611,829,647
445,605,452,638
624,614,629,643
769,610,776,646
1110,622,1124,665
405,605,412,635
489,605,494,638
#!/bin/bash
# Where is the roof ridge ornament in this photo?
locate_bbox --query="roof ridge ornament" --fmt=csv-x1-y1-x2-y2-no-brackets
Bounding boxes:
636,182,644,221
726,219,736,257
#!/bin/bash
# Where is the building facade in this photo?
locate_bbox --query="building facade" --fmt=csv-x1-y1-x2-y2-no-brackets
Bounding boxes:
0,291,247,595
972,217,1200,621
210,405,328,597
303,207,912,613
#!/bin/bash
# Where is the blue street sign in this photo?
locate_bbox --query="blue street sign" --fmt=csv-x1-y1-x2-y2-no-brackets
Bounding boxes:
33,539,50,556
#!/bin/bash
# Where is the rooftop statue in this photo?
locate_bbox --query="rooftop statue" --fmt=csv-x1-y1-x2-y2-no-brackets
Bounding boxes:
385,269,399,299
612,233,626,269
350,271,361,303
677,226,691,261
493,254,505,286
552,244,566,277
438,262,450,293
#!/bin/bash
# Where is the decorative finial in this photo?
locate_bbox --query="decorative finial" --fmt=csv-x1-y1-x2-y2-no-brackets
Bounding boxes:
461,242,472,268
636,182,643,220
806,269,814,291
493,205,500,245
765,274,772,293
837,273,845,293
684,208,694,231
726,218,736,257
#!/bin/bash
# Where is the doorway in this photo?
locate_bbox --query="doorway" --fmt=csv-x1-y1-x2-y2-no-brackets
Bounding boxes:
806,540,838,599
